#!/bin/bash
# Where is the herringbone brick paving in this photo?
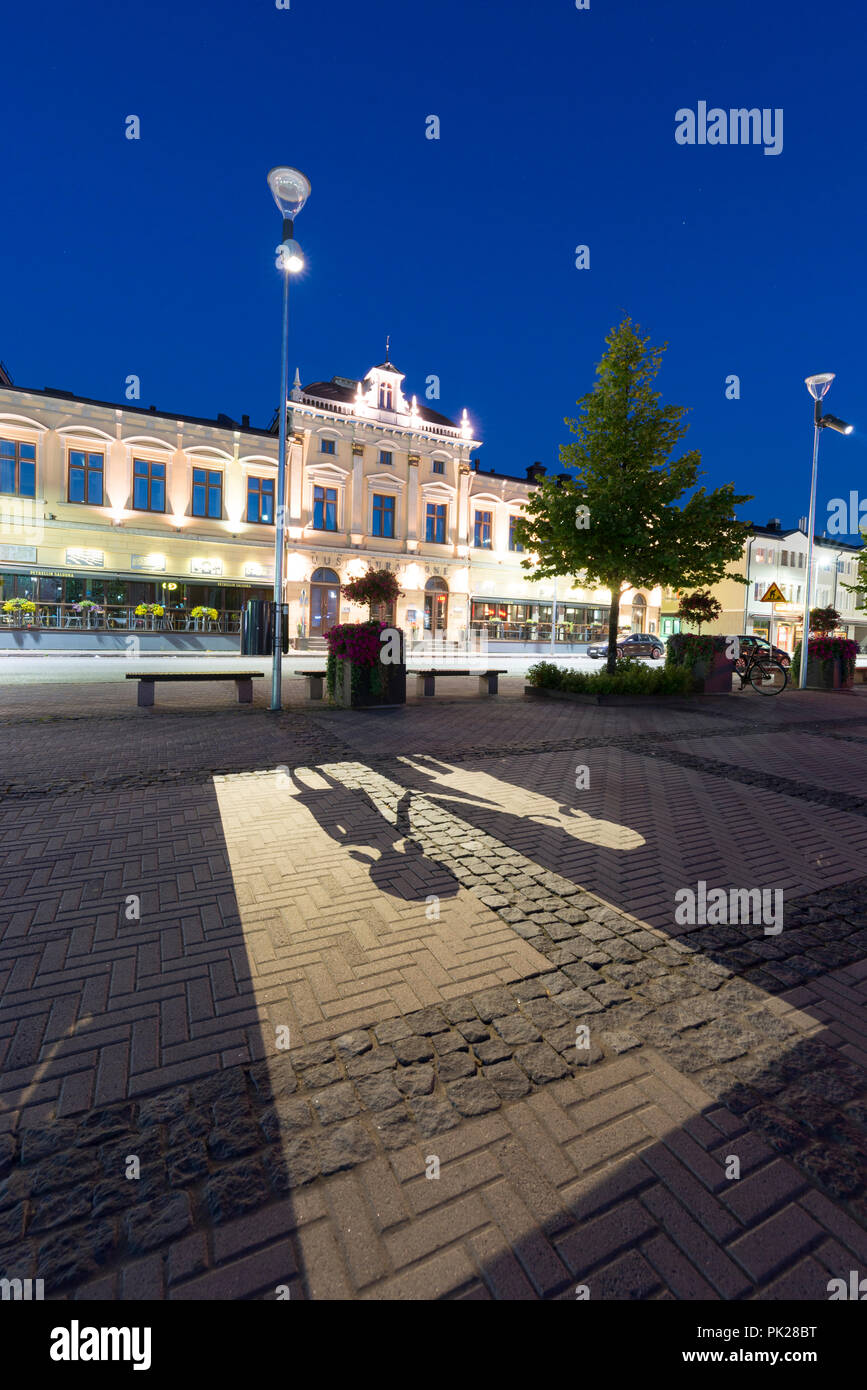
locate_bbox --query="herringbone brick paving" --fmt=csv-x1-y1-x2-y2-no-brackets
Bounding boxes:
0,674,866,1298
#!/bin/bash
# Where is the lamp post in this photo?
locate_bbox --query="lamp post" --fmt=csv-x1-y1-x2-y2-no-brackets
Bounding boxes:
799,373,853,690
266,166,311,712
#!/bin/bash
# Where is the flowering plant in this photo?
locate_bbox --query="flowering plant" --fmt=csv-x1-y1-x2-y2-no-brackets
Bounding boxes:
793,636,858,685
191,606,218,620
3,597,36,613
340,568,403,612
326,620,387,666
72,600,103,613
325,620,388,701
134,603,165,617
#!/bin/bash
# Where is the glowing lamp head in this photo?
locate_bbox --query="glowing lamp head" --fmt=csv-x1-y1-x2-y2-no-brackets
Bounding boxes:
276,239,304,273
821,413,854,435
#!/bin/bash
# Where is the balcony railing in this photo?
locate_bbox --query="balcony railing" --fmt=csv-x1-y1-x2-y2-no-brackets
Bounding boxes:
1,604,242,633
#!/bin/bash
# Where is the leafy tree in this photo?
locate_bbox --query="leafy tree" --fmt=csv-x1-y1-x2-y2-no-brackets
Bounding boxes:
839,544,867,611
809,605,841,635
513,318,753,672
677,590,722,635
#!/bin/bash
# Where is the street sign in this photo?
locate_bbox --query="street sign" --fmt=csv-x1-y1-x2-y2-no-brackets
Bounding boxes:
760,582,786,604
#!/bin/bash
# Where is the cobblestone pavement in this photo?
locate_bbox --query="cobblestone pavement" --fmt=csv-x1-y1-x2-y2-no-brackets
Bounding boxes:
1,678,866,1299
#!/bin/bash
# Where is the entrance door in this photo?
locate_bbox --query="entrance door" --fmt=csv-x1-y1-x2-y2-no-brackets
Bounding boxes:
310,567,339,637
424,577,448,631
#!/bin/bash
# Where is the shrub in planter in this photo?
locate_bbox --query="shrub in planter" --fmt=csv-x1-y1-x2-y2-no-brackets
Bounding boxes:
325,621,406,706
665,632,733,691
526,659,693,697
792,637,857,689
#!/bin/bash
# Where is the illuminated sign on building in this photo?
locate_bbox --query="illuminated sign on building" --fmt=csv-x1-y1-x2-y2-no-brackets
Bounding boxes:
66,548,104,567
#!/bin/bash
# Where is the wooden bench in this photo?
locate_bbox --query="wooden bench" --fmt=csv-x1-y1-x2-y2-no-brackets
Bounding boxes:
300,669,327,699
126,671,264,707
414,669,507,697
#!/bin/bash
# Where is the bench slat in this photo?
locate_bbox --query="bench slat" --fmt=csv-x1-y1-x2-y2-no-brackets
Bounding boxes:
126,673,263,681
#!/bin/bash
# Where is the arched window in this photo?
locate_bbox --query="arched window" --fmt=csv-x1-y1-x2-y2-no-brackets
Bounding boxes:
424,576,448,632
631,592,646,633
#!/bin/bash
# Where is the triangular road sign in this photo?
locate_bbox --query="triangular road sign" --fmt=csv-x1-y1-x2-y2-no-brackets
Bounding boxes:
760,582,786,603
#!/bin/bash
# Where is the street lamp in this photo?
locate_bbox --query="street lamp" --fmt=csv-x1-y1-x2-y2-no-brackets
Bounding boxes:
266,165,311,712
799,373,854,690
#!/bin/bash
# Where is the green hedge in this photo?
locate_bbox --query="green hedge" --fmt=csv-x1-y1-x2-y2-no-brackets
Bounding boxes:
665,633,729,669
526,659,694,696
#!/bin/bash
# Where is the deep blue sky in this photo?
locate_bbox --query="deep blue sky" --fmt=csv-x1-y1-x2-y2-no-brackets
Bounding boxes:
2,0,864,538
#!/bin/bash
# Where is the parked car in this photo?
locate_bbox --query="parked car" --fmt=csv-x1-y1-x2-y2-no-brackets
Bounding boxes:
734,634,791,668
586,632,666,660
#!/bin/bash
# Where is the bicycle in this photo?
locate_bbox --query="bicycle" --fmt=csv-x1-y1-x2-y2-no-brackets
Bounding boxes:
733,642,788,695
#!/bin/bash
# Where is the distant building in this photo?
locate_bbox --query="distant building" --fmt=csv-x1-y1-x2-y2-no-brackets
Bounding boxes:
675,520,865,651
0,359,660,649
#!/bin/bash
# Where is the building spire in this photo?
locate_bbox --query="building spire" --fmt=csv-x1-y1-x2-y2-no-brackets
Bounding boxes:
385,334,390,363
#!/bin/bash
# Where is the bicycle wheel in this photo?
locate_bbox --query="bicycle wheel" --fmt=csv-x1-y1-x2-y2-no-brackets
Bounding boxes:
749,659,788,694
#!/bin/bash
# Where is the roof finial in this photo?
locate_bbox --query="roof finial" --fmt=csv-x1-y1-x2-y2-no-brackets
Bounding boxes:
385,334,390,363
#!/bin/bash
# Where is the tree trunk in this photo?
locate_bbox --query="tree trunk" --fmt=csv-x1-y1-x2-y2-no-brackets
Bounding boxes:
606,584,622,674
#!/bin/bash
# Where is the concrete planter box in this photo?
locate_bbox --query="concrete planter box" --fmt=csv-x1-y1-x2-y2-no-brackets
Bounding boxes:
524,684,694,707
689,650,734,694
331,629,407,708
805,657,854,691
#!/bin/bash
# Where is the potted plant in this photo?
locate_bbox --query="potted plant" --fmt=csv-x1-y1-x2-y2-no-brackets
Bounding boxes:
666,632,734,692
340,567,403,621
325,620,406,708
2,597,37,625
134,602,165,629
72,599,104,627
190,605,218,631
793,635,857,690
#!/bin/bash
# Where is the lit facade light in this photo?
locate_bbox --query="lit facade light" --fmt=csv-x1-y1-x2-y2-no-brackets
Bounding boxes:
820,413,853,435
